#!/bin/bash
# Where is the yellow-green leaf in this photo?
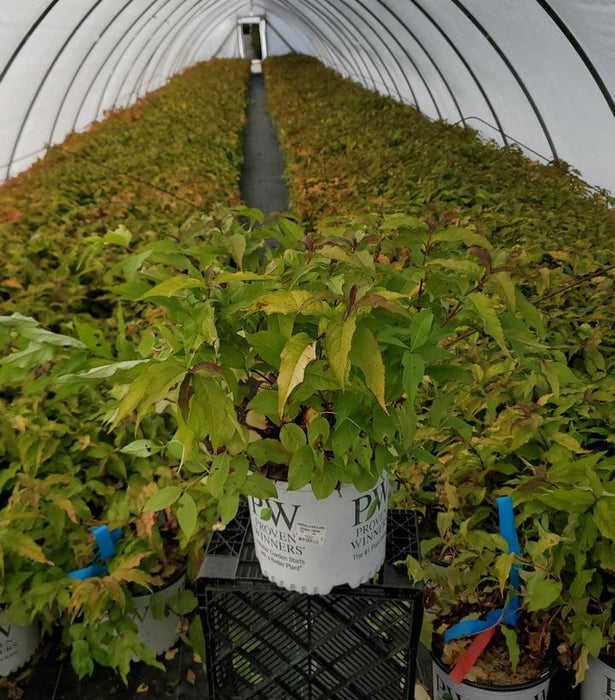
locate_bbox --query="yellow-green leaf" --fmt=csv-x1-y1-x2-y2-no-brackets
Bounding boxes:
140,275,204,299
491,271,516,311
325,315,357,390
525,573,562,611
277,333,317,417
177,492,198,539
494,553,515,595
143,486,182,512
350,326,386,410
5,532,50,564
466,291,508,352
252,290,312,314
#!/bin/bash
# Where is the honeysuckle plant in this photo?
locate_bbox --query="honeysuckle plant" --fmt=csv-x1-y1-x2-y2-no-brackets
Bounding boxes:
45,205,561,531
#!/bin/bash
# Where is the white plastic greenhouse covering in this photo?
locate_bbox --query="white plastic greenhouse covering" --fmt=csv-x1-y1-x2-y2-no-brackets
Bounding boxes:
1,1,615,192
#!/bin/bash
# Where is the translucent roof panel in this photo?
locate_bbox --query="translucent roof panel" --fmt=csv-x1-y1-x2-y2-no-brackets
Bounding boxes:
1,0,614,191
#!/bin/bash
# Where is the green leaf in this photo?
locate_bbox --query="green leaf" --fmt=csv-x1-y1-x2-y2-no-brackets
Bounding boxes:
110,359,186,430
278,217,304,242
120,440,162,458
228,233,246,270
189,373,235,450
311,469,338,499
260,507,273,520
71,639,94,678
104,224,132,247
277,333,317,417
288,445,315,490
525,573,562,611
247,439,289,466
243,472,278,499
500,625,520,673
350,326,386,410
177,493,198,539
331,420,360,456
140,274,204,299
582,626,603,658
79,359,148,379
208,453,230,499
402,352,425,404
308,416,331,446
410,309,433,351
143,486,182,512
173,589,197,615
466,291,508,352
491,271,516,311
494,553,515,595
325,315,356,390
594,498,615,540
432,228,491,249
218,492,239,524
279,423,307,453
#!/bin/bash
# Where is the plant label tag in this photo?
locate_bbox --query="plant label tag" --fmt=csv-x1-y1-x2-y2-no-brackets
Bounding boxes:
296,523,326,546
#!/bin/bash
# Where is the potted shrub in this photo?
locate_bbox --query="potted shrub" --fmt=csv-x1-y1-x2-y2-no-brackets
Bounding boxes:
52,206,559,596
0,316,208,680
409,495,559,699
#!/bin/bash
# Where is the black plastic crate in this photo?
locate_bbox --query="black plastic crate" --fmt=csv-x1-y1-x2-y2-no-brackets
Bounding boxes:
197,502,423,699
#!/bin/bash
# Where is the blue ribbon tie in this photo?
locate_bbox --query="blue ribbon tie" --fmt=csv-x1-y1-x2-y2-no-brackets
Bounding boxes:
443,495,522,644
68,526,123,580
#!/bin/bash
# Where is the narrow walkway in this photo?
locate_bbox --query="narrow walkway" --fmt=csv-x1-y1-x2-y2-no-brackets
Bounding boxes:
240,74,289,213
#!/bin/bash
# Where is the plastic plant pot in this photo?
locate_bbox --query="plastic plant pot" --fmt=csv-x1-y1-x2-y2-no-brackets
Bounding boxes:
131,571,185,656
0,616,40,677
581,655,615,699
432,653,554,700
247,472,388,594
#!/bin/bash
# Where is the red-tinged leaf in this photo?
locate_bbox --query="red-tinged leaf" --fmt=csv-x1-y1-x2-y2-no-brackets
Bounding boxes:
5,532,51,565
355,294,409,317
111,568,154,587
468,246,492,267
178,374,193,422
186,669,196,685
136,683,149,693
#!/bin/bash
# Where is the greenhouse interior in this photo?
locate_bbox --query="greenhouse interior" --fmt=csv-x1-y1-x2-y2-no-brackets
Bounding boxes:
1,2,614,699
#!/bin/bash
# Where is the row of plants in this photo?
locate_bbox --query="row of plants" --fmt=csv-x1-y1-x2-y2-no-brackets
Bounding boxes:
263,55,615,692
2,205,614,692
0,60,252,688
1,51,614,695
0,58,250,333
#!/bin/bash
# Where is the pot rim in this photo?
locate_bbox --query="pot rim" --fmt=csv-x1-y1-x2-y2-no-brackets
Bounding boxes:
252,470,388,494
130,565,186,600
432,651,556,691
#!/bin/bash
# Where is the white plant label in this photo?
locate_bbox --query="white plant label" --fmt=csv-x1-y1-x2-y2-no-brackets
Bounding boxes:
296,523,326,546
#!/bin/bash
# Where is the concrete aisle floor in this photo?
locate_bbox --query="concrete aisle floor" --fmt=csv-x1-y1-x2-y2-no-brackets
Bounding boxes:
240,73,289,213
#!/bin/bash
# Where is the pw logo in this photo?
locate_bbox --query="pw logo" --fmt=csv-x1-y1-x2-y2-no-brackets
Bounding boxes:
0,624,12,638
250,499,301,530
352,480,387,526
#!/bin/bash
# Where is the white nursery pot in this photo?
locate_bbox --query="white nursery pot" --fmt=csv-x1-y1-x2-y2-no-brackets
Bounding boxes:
248,472,388,595
581,656,615,700
433,655,552,700
0,615,40,677
131,573,185,656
